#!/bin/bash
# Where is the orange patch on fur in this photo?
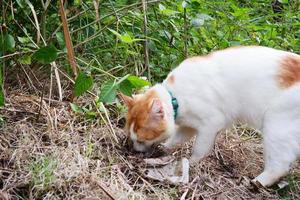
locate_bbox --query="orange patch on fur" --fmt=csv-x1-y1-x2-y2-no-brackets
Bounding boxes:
185,46,257,63
278,54,300,88
186,55,208,63
167,75,175,85
125,90,167,141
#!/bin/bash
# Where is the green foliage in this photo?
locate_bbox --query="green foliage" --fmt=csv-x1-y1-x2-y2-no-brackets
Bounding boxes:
30,156,57,190
74,72,94,97
70,103,84,113
99,80,118,103
2,0,300,103
127,75,150,88
0,34,15,52
108,29,143,44
32,45,58,64
0,88,4,106
18,55,32,65
99,75,150,103
55,32,66,49
119,79,134,96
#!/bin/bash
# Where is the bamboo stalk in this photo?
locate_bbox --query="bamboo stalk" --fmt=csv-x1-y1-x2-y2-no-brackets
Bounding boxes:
59,0,78,77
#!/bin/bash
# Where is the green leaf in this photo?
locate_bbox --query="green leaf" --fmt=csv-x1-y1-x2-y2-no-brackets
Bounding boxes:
127,76,150,89
17,36,30,44
0,34,15,52
32,44,58,64
55,32,65,49
74,0,81,6
158,4,178,15
16,0,26,8
120,33,133,43
18,55,32,65
278,0,288,3
73,72,94,97
108,28,122,39
119,79,134,96
0,88,4,107
108,29,142,44
70,103,84,113
99,80,118,103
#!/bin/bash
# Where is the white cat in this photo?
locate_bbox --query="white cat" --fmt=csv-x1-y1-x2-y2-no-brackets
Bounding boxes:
121,46,300,187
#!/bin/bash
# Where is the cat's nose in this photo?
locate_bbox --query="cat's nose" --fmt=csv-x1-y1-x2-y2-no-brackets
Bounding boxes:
133,142,148,152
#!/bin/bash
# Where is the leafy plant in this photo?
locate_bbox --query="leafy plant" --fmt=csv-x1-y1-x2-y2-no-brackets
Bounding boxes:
0,34,16,52
32,44,58,64
73,72,94,97
99,75,150,103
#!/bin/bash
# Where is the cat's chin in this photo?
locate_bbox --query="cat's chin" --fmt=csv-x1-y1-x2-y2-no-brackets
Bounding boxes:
133,141,151,152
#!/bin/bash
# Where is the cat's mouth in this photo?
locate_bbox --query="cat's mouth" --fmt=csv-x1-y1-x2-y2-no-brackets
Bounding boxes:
122,137,166,158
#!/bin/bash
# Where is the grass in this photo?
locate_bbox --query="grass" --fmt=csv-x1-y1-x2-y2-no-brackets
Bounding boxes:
0,86,299,199
30,156,57,191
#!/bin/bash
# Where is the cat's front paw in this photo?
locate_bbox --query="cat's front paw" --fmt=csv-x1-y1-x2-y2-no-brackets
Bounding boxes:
189,156,201,167
162,139,177,150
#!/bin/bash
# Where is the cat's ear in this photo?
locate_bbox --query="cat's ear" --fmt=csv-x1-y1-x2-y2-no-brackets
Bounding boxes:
150,99,164,119
119,93,134,108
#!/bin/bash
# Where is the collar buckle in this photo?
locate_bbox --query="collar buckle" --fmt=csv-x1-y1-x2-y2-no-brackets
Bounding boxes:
168,91,179,119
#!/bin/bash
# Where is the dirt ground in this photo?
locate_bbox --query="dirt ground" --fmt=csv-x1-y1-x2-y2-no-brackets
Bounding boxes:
0,90,299,200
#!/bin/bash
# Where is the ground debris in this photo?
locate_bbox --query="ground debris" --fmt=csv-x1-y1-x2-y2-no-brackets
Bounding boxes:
0,92,299,199
142,156,189,185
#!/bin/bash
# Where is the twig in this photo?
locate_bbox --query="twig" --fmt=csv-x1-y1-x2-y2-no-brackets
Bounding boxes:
20,64,38,93
74,24,110,49
0,51,32,59
0,107,38,115
71,0,162,34
49,65,53,106
180,188,189,200
142,0,150,81
100,102,119,144
25,0,42,44
93,179,116,200
36,82,45,122
51,62,63,101
59,0,78,77
51,9,91,38
93,0,101,29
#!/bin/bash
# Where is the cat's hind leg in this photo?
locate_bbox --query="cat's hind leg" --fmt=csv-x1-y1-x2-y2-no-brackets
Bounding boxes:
254,86,300,187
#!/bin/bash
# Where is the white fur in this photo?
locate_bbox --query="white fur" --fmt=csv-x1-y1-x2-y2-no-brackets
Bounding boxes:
153,46,300,186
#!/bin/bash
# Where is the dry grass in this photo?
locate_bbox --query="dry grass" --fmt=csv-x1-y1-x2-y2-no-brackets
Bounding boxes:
0,90,299,200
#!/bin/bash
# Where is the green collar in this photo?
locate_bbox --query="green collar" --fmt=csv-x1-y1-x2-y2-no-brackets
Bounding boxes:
168,91,179,119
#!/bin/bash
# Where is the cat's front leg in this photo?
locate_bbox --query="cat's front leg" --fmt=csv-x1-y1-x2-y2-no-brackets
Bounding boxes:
189,130,218,165
190,118,226,166
163,126,196,149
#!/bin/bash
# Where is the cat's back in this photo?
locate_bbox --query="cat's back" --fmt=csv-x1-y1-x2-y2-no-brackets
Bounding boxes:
165,45,300,103
180,46,290,71
170,46,299,84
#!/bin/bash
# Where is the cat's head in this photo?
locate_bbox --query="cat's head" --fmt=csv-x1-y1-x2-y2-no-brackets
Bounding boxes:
121,88,174,152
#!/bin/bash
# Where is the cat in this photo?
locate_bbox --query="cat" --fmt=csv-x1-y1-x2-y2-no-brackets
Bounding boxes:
121,46,300,187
